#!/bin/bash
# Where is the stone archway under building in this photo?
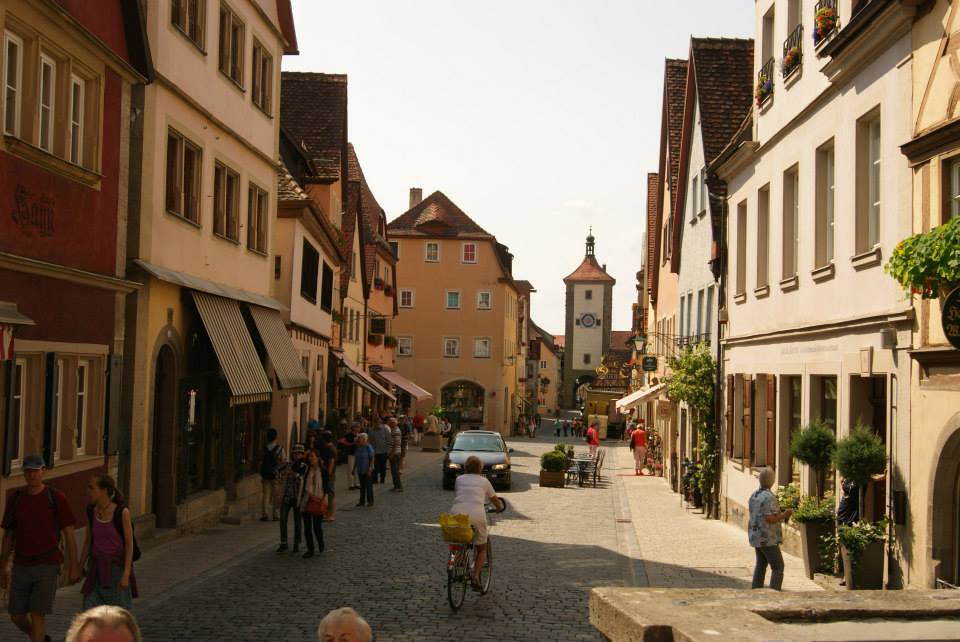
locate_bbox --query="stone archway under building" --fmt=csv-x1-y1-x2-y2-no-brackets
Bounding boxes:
930,411,960,587
440,380,486,426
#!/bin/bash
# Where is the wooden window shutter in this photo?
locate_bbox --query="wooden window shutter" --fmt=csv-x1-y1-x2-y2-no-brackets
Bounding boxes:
742,374,753,465
766,374,777,469
3,360,16,476
725,374,734,458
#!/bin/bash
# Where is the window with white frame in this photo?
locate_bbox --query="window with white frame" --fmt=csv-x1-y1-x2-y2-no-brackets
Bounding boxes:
75,360,88,455
11,359,25,465
4,32,22,137
37,54,55,152
945,156,960,221
539,360,547,369
54,358,64,460
856,109,882,252
425,241,439,262
214,161,240,241
251,39,273,115
816,141,836,266
474,337,491,358
443,337,460,358
398,336,413,356
69,75,85,165
445,290,461,309
399,289,414,308
218,3,245,86
757,184,770,289
782,166,799,279
462,243,477,263
476,290,491,310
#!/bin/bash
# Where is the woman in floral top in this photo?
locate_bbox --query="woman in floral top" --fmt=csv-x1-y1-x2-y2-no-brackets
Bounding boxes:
748,467,793,590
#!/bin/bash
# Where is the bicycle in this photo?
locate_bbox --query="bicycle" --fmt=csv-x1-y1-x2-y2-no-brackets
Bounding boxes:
443,497,506,612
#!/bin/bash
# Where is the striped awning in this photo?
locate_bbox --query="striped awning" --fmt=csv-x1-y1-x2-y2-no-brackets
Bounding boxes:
375,370,433,401
615,383,666,411
331,350,395,401
191,291,272,406
247,305,310,393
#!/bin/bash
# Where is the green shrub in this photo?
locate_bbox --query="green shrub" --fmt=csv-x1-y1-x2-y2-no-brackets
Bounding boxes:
793,492,835,523
838,519,887,567
541,450,567,472
791,421,836,498
834,424,887,488
554,443,569,454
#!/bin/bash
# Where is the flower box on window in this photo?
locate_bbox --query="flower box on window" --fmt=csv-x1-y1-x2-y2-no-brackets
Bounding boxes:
368,333,383,346
384,285,394,296
384,335,399,348
813,6,838,46
755,73,773,106
373,277,385,289
782,46,801,78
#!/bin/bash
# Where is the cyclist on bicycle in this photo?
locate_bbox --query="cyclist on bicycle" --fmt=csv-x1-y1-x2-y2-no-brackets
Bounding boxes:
450,455,503,588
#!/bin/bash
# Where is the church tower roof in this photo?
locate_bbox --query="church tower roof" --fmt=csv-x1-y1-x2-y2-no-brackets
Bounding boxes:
563,229,616,284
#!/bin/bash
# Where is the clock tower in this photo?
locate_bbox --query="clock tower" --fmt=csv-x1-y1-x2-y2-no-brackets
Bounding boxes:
561,229,616,408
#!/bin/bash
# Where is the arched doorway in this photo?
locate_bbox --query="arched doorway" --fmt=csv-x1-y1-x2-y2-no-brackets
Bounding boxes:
441,380,485,426
932,419,960,587
152,345,178,528
574,374,595,408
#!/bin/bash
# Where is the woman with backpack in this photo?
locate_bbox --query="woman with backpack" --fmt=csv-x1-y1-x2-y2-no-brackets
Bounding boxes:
80,475,138,610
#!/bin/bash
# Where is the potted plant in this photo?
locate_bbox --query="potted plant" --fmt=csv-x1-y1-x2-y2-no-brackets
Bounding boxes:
539,450,566,487
368,333,383,346
384,335,398,348
781,46,801,77
331,310,344,324
755,73,773,106
834,424,888,589
373,277,385,289
813,5,838,46
790,421,836,577
421,406,444,451
885,216,960,302
384,285,394,296
793,493,836,579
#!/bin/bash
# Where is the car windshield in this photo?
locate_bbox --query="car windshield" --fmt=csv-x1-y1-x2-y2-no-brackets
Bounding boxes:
451,435,503,452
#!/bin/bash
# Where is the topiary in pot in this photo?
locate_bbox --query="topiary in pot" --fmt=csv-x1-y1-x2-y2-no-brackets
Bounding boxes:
835,423,887,519
541,450,567,472
791,421,836,499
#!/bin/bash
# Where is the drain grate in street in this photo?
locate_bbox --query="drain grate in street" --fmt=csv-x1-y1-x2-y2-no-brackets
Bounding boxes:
615,518,632,523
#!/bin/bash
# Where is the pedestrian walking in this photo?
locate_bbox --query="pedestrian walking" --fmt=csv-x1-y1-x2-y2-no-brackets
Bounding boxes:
319,432,338,521
80,475,137,611
399,417,410,472
317,607,372,642
0,454,82,642
388,418,403,492
748,467,793,590
259,428,285,522
65,605,141,642
630,426,648,475
586,422,600,456
412,411,425,446
563,419,569,437
277,443,307,552
367,418,390,484
341,423,361,490
353,434,375,507
299,450,326,558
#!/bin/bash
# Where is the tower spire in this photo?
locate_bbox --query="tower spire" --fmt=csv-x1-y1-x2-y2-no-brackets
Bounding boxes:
585,227,595,256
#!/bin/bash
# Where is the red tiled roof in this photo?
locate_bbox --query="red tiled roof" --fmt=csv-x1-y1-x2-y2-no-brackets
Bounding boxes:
563,255,615,284
387,191,491,237
346,144,393,293
645,172,659,297
610,330,634,349
514,280,535,295
280,73,347,182
690,38,754,164
664,59,688,216
554,335,565,349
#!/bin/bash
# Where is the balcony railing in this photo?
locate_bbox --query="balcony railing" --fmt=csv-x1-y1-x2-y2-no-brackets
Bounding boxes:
782,24,803,78
674,333,712,349
813,0,839,47
756,57,774,107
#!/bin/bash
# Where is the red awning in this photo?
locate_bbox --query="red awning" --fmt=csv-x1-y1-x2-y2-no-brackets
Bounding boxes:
375,370,433,401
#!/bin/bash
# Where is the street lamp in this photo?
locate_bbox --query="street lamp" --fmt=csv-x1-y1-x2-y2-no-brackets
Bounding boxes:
632,334,647,354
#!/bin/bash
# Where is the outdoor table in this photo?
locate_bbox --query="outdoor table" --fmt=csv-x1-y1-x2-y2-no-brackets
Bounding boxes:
569,456,594,486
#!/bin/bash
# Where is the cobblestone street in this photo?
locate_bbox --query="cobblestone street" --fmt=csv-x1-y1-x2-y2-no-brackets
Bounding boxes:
18,434,818,642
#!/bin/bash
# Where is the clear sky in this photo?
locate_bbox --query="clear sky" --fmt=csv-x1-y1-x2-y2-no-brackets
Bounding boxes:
283,1,754,336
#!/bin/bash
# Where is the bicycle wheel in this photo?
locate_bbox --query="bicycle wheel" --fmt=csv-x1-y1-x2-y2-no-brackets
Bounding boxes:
479,539,492,595
447,548,468,611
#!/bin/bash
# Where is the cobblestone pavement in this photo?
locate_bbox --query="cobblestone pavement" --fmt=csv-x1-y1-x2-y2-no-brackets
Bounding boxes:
11,433,820,642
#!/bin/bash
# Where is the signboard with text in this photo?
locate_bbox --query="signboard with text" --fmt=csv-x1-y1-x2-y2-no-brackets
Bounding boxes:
642,356,658,372
943,286,960,350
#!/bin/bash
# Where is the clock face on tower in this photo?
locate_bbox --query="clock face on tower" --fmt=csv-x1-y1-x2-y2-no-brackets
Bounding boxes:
580,312,598,328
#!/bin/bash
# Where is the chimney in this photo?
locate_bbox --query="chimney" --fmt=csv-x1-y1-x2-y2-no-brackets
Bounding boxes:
409,187,423,209
602,264,607,272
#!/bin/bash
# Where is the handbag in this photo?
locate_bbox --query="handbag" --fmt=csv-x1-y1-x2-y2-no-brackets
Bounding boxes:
306,494,328,517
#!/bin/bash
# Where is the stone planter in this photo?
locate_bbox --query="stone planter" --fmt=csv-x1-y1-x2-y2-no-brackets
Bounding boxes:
539,470,565,488
421,432,444,452
797,520,834,580
841,539,884,590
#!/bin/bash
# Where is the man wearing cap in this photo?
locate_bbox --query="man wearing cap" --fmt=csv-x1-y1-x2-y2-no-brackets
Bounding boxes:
1,454,81,642
277,444,307,553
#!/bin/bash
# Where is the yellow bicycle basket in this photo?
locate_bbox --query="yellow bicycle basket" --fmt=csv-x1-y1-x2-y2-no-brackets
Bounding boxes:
439,513,474,544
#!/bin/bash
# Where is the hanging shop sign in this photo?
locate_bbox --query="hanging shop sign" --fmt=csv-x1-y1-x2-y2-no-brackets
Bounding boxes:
942,286,960,350
641,356,658,372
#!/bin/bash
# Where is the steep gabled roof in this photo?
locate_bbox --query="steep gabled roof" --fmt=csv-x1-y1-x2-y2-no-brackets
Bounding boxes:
610,330,635,349
387,191,491,237
645,172,659,300
280,72,347,183
671,38,754,273
563,255,615,284
664,59,689,216
346,144,394,298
